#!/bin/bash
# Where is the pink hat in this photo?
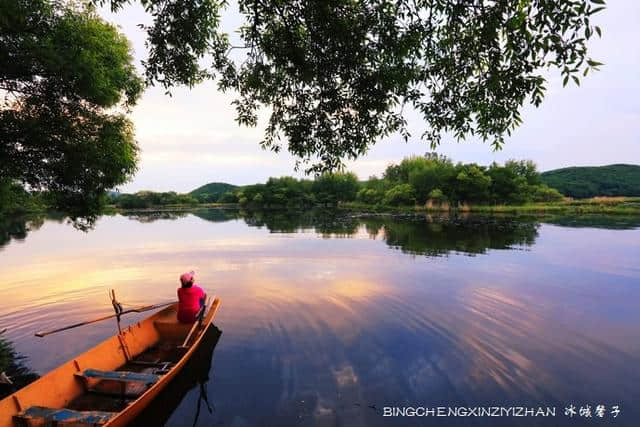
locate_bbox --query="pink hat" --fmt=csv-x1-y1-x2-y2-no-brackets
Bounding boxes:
180,271,195,285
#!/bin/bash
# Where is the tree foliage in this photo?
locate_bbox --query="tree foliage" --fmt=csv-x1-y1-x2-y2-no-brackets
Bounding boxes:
383,184,415,206
378,154,561,205
0,0,142,220
0,180,45,216
237,172,358,208
104,0,605,172
110,191,198,209
100,0,230,90
311,172,359,205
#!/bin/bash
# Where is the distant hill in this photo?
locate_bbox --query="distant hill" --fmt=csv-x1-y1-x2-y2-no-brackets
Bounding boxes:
189,182,238,202
541,164,640,198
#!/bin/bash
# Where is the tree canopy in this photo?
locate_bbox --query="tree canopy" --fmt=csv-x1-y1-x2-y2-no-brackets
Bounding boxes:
1,0,605,220
0,0,142,220
103,0,604,172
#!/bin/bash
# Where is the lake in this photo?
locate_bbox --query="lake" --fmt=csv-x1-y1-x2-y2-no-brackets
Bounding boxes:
1,209,639,426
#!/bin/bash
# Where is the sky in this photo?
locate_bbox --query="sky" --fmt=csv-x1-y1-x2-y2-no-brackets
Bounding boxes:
99,2,640,193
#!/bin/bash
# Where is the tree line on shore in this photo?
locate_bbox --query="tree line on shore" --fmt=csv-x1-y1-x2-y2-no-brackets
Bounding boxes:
106,154,563,210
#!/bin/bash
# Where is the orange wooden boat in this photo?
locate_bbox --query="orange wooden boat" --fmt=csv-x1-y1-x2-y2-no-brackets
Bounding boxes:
0,298,221,427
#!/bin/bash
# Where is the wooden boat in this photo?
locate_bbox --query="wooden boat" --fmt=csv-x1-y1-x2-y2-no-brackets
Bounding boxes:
0,298,221,427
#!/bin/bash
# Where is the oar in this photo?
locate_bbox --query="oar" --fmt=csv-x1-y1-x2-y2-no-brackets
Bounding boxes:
34,301,176,337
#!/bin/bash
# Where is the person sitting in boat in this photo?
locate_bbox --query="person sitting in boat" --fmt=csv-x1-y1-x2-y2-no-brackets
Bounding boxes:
177,271,207,323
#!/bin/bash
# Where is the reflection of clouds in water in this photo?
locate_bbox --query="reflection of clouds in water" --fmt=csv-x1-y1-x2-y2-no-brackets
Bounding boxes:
216,276,640,422
450,286,640,403
456,291,546,397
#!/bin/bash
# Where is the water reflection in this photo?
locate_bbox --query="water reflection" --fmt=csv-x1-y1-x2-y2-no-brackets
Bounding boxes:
0,215,45,250
362,216,539,256
539,214,640,229
241,209,362,237
0,209,639,426
121,210,190,223
120,209,543,256
0,332,39,399
120,208,240,224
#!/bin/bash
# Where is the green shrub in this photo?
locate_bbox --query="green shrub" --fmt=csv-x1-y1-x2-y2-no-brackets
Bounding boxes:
428,188,447,202
383,184,415,206
531,185,564,202
357,188,383,204
219,191,239,203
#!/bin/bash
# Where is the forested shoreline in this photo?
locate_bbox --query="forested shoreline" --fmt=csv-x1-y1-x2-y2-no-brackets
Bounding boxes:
3,155,640,216
108,155,561,210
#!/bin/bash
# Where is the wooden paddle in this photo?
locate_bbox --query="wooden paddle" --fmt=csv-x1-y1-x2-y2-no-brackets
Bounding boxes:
34,301,176,337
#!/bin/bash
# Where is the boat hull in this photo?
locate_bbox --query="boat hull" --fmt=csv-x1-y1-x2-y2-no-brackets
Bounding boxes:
0,298,221,427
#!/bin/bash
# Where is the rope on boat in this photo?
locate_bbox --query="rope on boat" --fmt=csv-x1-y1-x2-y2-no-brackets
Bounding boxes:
110,290,124,335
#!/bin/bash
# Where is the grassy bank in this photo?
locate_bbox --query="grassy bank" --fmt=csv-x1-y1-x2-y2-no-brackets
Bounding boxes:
469,197,640,214
107,197,640,216
342,197,640,215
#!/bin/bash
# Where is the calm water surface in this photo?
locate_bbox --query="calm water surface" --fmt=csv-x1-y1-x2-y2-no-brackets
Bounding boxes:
1,210,639,426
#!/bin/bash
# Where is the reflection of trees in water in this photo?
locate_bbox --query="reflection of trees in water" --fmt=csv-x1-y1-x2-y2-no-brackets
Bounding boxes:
0,215,46,250
190,209,239,223
365,216,540,256
238,210,541,256
230,210,640,256
541,214,640,230
0,334,39,399
120,210,190,223
2,209,638,256
120,209,240,224
240,209,360,237
235,211,540,256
